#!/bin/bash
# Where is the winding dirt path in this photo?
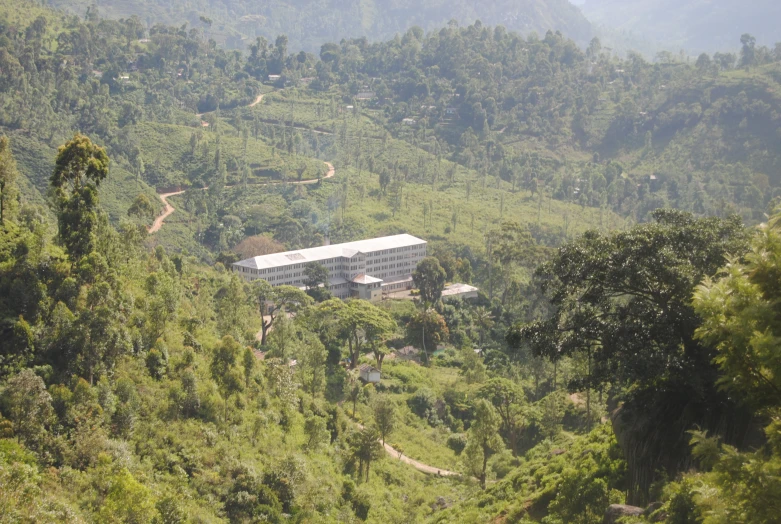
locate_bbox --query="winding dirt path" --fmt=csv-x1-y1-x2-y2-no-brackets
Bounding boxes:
248,94,265,107
382,441,460,477
149,162,335,234
353,421,460,477
149,190,185,233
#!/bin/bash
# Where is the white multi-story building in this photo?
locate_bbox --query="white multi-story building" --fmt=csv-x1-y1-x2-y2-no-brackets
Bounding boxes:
232,234,427,301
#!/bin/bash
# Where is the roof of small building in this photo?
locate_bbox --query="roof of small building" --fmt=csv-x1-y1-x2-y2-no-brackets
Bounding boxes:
352,274,383,285
358,364,380,373
441,283,479,297
233,234,426,271
396,346,420,356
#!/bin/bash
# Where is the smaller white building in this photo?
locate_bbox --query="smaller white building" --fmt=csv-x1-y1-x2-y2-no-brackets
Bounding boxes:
358,364,381,383
442,283,479,301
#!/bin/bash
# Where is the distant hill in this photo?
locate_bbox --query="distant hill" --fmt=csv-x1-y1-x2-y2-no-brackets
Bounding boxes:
579,0,781,54
48,0,593,51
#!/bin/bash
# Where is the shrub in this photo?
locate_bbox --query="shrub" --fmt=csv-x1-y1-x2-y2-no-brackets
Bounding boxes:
447,433,467,455
408,387,437,418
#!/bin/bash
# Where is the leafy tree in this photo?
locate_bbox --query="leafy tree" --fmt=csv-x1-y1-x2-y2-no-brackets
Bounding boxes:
303,262,331,302
0,136,19,226
344,369,362,416
318,299,395,369
413,257,447,304
242,346,256,388
471,306,494,347
487,222,539,304
144,270,181,343
224,468,282,523
303,414,329,450
97,468,158,523
740,33,757,69
215,274,250,342
349,426,384,481
693,214,781,408
478,378,526,456
234,235,285,259
0,317,35,378
463,399,504,488
405,308,449,363
0,369,53,452
508,209,750,503
372,395,396,445
50,134,110,261
127,193,155,222
210,335,246,421
251,281,313,346
297,331,327,398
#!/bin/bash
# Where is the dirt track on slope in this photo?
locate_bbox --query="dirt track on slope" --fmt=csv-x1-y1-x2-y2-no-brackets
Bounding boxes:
149,162,335,234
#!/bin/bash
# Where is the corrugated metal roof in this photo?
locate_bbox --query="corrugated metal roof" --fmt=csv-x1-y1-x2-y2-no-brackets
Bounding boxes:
233,234,426,270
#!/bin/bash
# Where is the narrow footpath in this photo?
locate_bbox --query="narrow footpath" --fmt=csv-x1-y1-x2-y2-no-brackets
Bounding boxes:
354,421,460,477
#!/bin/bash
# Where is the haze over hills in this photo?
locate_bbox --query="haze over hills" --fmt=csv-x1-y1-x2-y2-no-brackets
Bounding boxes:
579,0,781,54
47,0,593,51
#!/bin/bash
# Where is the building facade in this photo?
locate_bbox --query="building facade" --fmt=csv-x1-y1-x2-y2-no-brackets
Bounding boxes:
232,234,427,301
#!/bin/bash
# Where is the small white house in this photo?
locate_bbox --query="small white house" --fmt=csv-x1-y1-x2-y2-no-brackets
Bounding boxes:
358,364,381,384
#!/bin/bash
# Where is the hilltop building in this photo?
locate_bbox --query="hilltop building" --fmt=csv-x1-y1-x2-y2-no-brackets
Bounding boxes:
232,234,427,301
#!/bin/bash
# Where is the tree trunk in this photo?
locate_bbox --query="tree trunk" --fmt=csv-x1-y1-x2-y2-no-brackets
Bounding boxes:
587,350,592,433
480,447,488,489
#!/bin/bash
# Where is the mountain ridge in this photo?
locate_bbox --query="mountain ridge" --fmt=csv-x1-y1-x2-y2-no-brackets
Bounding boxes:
47,0,594,51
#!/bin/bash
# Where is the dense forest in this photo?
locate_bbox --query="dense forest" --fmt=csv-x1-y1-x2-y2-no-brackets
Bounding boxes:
1,0,781,522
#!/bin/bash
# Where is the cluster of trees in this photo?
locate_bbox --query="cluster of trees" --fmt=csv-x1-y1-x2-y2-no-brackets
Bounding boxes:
311,24,781,223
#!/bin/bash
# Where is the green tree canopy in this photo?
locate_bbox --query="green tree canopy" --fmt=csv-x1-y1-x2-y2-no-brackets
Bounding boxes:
0,136,19,226
317,299,395,369
694,214,781,408
507,209,751,503
413,256,447,305
251,281,313,346
50,134,110,261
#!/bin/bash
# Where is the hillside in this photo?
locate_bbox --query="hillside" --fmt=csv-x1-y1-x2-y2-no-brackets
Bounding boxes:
580,0,781,53
47,0,593,51
2,2,781,523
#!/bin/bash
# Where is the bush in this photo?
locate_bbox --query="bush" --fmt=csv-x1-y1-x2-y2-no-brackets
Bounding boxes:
447,433,467,455
408,387,437,418
663,478,702,524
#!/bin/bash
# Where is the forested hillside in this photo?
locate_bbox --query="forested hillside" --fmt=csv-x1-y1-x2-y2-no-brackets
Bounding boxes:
2,0,781,522
47,0,593,52
580,0,781,54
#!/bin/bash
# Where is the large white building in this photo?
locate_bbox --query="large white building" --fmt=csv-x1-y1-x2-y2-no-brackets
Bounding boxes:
232,234,427,301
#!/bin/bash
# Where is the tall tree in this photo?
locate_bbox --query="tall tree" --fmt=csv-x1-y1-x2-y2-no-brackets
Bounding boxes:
251,281,313,346
413,257,447,305
303,262,331,302
372,395,396,446
296,331,327,398
349,426,384,481
464,399,503,488
210,335,245,421
50,134,110,261
693,214,781,408
0,136,19,226
318,299,395,369
507,209,750,503
478,378,526,456
405,308,449,364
